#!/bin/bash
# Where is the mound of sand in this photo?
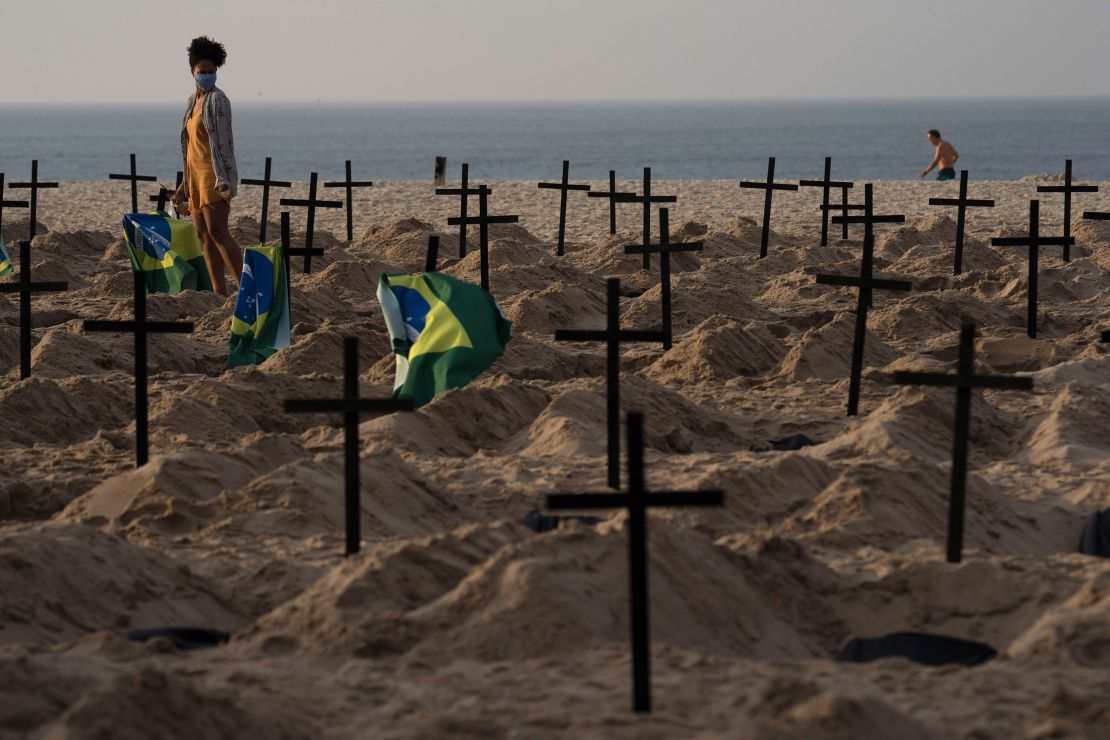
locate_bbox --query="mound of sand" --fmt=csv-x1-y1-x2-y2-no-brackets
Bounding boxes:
6,177,1110,736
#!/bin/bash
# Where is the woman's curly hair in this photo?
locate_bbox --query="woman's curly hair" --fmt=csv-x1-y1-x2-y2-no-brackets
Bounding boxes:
187,36,227,68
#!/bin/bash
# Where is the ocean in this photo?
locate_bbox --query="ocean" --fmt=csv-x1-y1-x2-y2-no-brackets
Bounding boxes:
1,97,1108,183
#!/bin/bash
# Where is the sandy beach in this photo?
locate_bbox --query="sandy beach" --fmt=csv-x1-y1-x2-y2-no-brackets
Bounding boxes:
3,177,1110,738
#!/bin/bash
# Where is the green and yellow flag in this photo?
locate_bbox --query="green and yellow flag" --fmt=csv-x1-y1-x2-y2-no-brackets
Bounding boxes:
123,212,214,294
0,234,11,277
377,272,511,407
228,245,291,367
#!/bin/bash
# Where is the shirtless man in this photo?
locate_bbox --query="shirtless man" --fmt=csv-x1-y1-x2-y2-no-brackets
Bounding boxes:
919,129,959,181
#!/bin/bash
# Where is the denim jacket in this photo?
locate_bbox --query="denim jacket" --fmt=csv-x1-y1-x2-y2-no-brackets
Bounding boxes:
180,86,238,197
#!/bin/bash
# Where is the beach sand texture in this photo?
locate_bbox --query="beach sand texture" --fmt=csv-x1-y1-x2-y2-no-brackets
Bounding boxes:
2,176,1110,738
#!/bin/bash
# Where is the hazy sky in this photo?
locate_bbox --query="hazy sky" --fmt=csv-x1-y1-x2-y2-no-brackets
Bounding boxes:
3,0,1109,103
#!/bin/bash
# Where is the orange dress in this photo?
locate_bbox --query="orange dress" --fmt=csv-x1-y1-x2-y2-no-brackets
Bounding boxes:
185,101,223,210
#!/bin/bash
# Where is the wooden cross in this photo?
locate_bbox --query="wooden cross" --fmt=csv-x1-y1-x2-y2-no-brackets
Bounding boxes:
1036,159,1099,262
1085,207,1110,296
818,184,912,416
547,411,724,713
284,336,414,555
624,208,703,350
737,157,799,258
279,208,322,282
991,199,1073,339
447,185,518,292
279,173,342,274
893,322,1033,563
0,173,30,237
149,171,185,213
798,157,853,247
835,185,854,240
820,196,865,240
8,160,58,238
324,160,374,242
424,235,440,273
588,169,634,235
0,240,67,379
614,167,677,270
108,153,158,214
554,278,666,488
241,157,293,243
82,270,194,467
928,170,996,275
277,211,306,326
435,162,490,258
537,160,591,256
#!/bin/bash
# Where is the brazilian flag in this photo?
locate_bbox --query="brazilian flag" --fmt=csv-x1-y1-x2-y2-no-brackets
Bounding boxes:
123,213,214,294
0,234,11,277
377,272,512,407
228,245,291,367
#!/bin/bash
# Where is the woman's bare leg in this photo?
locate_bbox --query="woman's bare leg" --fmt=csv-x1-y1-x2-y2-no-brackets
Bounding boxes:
202,200,243,284
193,206,228,295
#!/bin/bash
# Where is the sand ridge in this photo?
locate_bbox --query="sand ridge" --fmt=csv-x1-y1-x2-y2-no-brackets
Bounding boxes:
1,178,1110,738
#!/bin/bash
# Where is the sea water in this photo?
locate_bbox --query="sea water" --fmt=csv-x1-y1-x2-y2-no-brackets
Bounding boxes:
1,97,1108,182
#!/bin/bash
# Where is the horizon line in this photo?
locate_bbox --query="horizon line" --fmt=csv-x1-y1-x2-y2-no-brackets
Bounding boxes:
3,93,1110,106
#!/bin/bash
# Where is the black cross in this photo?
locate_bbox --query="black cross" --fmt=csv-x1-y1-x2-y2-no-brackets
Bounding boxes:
554,278,666,488
0,173,30,237
835,185,854,240
820,197,865,232
82,270,194,467
150,187,172,214
283,336,414,555
148,172,184,214
737,157,799,259
624,208,703,350
241,157,293,244
537,160,591,256
447,185,518,292
588,169,635,235
798,157,854,247
893,323,1033,563
1084,207,1110,292
279,173,342,274
614,167,677,270
818,184,912,416
1036,159,1099,262
9,160,58,238
818,194,869,303
991,199,1073,339
0,240,67,379
547,411,724,713
148,174,183,217
279,209,323,281
108,153,158,214
424,235,440,273
435,163,491,258
928,170,996,275
324,160,374,242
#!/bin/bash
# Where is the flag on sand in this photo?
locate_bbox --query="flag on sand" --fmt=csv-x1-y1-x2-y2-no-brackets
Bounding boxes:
228,245,291,367
0,235,11,277
123,213,214,294
377,272,511,407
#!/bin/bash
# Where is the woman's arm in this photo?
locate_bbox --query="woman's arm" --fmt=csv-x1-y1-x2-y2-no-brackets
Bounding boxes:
209,92,238,198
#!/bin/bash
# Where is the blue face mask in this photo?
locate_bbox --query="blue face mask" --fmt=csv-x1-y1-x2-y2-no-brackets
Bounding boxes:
194,73,217,92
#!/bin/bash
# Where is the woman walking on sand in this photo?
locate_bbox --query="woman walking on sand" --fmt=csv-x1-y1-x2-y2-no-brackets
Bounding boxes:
173,36,243,296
